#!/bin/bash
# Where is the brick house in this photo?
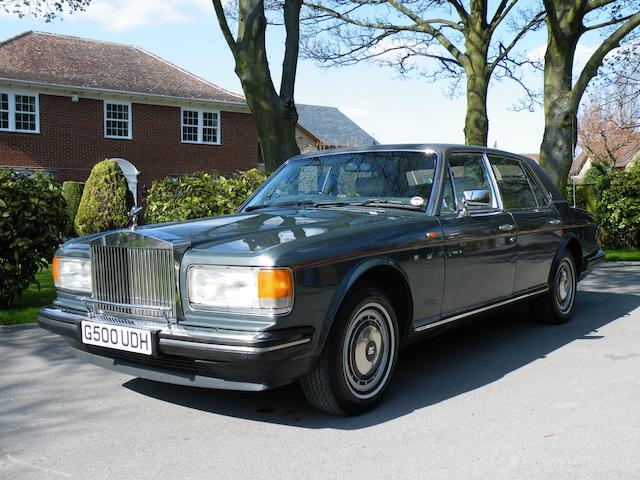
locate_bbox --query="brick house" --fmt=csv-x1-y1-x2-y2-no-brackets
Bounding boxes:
0,31,259,202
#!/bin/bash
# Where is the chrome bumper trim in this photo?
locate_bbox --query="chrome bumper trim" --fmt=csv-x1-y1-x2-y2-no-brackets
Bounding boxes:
70,349,269,391
159,337,311,354
38,306,314,358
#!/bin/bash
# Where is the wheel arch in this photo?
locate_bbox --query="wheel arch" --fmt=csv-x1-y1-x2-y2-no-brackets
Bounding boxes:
317,258,414,353
551,234,584,282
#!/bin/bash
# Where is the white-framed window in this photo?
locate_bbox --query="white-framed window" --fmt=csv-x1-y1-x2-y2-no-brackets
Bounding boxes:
181,108,220,144
0,90,40,133
104,100,132,139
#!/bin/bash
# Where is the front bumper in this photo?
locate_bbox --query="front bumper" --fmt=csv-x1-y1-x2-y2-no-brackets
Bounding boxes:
38,306,315,391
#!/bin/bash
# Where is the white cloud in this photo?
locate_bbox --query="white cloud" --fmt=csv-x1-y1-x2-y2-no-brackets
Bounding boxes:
369,37,443,67
72,0,212,32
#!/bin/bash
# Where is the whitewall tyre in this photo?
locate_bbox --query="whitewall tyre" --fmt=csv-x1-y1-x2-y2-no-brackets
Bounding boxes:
301,283,399,415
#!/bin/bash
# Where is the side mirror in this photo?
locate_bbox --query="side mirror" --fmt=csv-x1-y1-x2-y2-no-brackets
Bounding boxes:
460,189,491,216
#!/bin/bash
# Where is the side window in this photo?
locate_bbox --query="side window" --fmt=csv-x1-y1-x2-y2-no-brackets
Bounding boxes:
449,153,496,210
524,168,549,207
488,156,538,210
440,168,456,214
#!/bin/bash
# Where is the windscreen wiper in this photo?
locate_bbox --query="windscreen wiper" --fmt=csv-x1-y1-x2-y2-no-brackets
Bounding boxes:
244,200,319,212
325,199,423,211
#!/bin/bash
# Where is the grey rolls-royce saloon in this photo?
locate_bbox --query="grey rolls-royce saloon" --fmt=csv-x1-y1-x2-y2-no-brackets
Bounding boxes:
39,144,604,415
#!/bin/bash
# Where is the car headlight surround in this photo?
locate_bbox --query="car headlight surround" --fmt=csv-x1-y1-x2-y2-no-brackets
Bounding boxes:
53,256,92,293
187,265,294,314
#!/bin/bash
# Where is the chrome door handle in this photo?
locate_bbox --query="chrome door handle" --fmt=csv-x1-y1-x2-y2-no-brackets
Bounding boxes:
498,224,514,232
548,219,561,225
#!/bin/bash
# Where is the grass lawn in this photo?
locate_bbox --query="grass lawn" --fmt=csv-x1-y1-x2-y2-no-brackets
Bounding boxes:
0,268,55,326
606,249,640,262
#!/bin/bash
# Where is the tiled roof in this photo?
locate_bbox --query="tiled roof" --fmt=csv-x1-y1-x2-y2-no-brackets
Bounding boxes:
613,144,640,169
570,151,589,175
571,144,640,175
296,104,378,147
0,31,245,104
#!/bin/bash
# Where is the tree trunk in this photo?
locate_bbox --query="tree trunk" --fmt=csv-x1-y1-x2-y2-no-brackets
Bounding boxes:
215,0,300,172
538,22,578,193
240,82,300,173
463,14,490,147
464,64,490,146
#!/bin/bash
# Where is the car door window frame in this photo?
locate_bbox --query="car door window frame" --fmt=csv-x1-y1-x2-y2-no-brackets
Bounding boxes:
437,151,503,216
488,154,554,211
520,161,553,208
487,154,543,212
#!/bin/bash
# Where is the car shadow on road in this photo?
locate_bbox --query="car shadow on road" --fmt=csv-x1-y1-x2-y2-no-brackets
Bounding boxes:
123,280,640,429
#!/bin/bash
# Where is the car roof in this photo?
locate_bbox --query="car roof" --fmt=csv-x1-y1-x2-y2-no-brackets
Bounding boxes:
292,143,563,201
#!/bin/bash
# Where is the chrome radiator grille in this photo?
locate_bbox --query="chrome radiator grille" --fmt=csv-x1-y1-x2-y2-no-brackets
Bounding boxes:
90,245,176,320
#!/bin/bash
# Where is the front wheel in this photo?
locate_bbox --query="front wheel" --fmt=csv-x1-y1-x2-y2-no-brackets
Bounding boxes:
301,284,399,415
532,251,577,324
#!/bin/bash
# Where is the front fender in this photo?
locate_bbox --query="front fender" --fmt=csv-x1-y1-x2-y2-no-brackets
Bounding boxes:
314,256,411,354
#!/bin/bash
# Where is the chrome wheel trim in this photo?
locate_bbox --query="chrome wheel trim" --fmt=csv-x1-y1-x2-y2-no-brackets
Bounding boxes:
554,257,576,315
342,302,395,400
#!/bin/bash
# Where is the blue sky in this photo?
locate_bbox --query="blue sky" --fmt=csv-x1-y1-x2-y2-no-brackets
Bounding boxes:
0,0,606,153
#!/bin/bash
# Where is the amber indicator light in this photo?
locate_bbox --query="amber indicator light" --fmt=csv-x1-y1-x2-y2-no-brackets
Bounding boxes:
258,269,293,299
52,256,60,287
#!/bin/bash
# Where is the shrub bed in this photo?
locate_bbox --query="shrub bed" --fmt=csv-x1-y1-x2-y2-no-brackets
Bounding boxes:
596,164,640,250
61,181,84,236
0,169,67,307
145,169,267,224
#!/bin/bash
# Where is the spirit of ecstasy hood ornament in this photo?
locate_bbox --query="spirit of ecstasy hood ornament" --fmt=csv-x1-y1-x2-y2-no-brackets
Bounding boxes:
129,206,143,231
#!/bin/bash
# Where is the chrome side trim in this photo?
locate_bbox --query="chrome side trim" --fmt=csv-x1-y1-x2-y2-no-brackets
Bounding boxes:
159,337,311,354
414,287,549,332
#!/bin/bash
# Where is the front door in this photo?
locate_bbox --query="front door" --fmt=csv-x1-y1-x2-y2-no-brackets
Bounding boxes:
439,152,517,317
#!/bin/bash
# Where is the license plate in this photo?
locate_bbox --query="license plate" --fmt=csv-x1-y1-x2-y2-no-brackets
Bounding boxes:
80,320,153,356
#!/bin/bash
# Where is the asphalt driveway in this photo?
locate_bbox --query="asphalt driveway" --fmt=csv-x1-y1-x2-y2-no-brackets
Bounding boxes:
1,263,639,479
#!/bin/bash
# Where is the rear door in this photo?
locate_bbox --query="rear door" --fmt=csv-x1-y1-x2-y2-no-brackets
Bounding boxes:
438,152,517,317
487,155,562,293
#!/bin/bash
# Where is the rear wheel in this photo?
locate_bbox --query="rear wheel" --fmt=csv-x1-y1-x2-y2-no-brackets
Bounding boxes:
301,283,399,415
532,251,577,324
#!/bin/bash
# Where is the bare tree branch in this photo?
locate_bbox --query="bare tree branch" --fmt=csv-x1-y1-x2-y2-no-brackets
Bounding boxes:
211,0,238,56
489,10,545,72
0,0,90,21
572,11,640,108
584,13,636,31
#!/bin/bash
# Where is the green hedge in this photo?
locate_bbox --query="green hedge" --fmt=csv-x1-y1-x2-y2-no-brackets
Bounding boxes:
566,163,607,214
145,169,267,224
596,163,640,250
61,181,84,236
0,169,68,307
75,160,134,235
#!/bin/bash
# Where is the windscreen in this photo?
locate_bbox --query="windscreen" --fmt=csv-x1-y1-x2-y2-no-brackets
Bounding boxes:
247,151,437,210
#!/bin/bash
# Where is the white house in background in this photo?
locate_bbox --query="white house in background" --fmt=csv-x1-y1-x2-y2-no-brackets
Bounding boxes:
570,144,640,181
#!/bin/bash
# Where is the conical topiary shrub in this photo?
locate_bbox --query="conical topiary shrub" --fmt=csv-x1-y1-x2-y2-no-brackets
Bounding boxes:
61,180,85,236
75,160,134,235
